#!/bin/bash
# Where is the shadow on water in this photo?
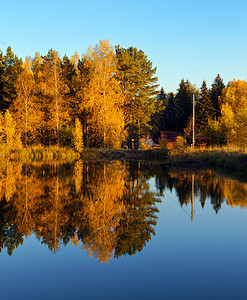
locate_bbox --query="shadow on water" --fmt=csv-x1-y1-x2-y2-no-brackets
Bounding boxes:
0,160,246,262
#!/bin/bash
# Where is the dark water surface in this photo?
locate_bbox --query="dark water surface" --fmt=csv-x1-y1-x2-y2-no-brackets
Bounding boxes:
0,161,247,299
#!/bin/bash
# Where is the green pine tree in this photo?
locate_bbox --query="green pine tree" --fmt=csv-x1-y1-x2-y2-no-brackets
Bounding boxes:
115,45,159,148
174,79,195,131
0,51,5,109
210,74,225,120
197,80,214,135
1,46,23,111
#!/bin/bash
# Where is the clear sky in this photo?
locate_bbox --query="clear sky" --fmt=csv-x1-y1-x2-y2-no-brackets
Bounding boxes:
0,0,246,92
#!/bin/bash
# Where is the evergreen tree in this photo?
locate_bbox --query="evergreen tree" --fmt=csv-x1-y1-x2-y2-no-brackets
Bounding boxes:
31,52,43,81
115,45,159,148
174,79,194,131
61,54,76,119
157,87,167,105
159,92,179,131
0,51,4,109
149,87,167,138
197,80,214,134
0,46,23,111
210,74,225,120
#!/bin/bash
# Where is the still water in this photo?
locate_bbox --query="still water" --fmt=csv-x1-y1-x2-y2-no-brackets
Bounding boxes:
0,160,247,299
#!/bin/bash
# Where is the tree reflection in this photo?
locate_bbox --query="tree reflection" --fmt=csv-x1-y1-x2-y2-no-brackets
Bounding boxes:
155,166,247,213
0,161,246,261
115,161,160,258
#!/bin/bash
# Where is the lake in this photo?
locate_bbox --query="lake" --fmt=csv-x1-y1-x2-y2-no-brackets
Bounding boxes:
0,160,246,299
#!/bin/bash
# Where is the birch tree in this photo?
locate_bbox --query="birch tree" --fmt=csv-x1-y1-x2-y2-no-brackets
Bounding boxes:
10,57,41,146
38,49,70,145
83,40,125,149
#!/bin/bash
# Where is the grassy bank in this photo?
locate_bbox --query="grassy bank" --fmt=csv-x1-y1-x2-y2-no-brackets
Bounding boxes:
79,148,169,161
165,146,247,172
202,147,247,172
1,145,247,173
0,145,79,162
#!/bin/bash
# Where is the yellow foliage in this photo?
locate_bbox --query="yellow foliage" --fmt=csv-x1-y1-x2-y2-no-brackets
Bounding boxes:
82,40,125,149
173,136,186,149
220,80,247,146
4,110,22,149
11,57,42,144
82,162,127,263
73,118,83,152
73,159,83,193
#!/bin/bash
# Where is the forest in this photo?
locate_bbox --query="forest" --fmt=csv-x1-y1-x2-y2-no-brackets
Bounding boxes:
0,39,247,150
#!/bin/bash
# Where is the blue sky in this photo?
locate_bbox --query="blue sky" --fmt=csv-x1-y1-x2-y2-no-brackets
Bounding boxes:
0,0,246,92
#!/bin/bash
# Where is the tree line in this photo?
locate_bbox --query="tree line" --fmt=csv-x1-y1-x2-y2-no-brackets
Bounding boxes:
156,76,247,147
1,40,246,149
0,40,159,149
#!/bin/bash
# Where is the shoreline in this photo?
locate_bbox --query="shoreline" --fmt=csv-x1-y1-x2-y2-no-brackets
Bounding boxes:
0,146,246,173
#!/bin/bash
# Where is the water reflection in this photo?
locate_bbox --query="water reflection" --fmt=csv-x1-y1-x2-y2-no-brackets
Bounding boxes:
0,161,159,262
155,166,247,212
0,161,247,262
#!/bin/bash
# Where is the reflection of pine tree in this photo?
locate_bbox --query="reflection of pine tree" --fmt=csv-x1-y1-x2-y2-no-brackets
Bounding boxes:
0,199,23,256
115,161,160,258
154,167,226,214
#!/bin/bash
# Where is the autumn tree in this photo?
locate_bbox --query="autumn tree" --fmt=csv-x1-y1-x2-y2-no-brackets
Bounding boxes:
4,110,22,149
220,79,247,146
10,57,42,146
115,45,159,148
73,118,83,152
70,52,92,147
83,40,125,149
37,49,70,145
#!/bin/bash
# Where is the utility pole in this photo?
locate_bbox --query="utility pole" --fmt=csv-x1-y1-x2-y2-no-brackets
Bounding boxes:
192,94,195,149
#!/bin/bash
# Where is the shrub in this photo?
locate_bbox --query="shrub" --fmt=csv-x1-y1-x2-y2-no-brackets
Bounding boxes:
173,136,186,149
158,137,168,149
